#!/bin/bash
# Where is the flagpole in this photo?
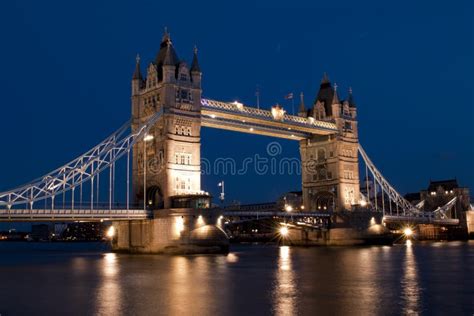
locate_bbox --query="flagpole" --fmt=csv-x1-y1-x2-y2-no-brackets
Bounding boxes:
256,85,260,109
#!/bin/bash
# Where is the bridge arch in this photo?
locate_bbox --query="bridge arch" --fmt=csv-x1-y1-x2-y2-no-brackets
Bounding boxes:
147,185,164,209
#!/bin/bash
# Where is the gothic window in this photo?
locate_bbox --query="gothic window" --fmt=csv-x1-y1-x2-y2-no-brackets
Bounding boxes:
319,168,327,180
175,154,179,164
318,149,326,161
327,171,332,179
180,179,186,190
344,188,354,205
175,177,180,190
312,174,317,181
180,73,188,81
187,127,191,136
181,127,185,135
344,122,352,130
343,105,350,116
329,151,334,158
180,155,185,165
187,178,191,190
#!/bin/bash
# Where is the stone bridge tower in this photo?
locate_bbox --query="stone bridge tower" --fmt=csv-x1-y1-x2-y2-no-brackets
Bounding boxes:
299,74,360,211
131,30,202,209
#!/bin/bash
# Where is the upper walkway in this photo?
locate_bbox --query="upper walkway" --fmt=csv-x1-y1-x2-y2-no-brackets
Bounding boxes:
201,98,338,140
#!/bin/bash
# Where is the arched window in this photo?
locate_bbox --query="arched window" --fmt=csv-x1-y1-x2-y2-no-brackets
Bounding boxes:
318,149,326,161
319,168,327,180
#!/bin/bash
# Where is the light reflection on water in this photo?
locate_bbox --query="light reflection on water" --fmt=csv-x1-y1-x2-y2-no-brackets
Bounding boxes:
0,242,473,315
96,253,122,315
401,240,421,314
273,246,298,316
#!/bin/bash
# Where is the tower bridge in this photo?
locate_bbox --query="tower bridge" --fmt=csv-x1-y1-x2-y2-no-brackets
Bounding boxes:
0,30,465,251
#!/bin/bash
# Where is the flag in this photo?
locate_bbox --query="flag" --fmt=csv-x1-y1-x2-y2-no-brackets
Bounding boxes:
284,93,293,100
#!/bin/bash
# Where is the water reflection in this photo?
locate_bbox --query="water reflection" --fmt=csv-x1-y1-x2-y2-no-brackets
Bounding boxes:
96,253,122,315
273,246,298,316
401,240,421,314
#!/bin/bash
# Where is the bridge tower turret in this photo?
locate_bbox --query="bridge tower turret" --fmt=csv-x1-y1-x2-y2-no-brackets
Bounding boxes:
131,29,202,209
300,75,360,212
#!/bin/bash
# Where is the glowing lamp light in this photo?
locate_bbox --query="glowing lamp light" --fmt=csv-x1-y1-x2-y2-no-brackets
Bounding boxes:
106,226,115,239
232,101,244,111
279,226,289,237
197,215,205,226
403,227,413,237
210,114,216,119
271,104,286,121
175,217,184,234
360,200,367,207
144,134,154,142
285,205,293,212
300,205,305,210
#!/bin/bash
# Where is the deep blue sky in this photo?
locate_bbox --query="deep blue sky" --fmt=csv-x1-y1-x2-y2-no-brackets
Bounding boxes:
0,0,472,206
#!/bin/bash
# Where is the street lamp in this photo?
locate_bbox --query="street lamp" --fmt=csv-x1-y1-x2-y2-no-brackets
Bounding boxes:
218,181,225,204
143,133,154,210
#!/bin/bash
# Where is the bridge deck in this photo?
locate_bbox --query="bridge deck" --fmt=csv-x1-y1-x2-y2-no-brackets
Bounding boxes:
0,209,148,222
383,215,460,226
223,211,331,218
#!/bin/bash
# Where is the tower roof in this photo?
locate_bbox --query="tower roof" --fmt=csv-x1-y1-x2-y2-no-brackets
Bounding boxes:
155,28,180,67
332,83,340,105
348,87,356,108
190,46,201,73
298,92,305,113
132,54,142,80
314,72,334,116
321,72,330,84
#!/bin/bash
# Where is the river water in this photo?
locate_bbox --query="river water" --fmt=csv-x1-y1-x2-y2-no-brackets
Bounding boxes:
0,241,473,315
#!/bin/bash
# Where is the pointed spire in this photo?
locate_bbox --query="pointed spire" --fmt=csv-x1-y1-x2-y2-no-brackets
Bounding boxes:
347,87,356,108
161,26,171,46
298,92,305,113
321,72,330,84
190,45,201,73
132,53,142,80
332,83,340,104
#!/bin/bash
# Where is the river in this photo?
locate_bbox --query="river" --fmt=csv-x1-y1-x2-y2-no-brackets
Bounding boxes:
0,241,473,315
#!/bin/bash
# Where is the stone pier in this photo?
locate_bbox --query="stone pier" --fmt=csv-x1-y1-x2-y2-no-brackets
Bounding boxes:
112,209,229,254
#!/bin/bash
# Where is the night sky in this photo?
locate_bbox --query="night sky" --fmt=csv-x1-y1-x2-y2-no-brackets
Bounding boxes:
0,0,472,209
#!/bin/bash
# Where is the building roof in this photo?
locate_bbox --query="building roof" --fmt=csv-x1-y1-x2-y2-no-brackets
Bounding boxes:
404,192,421,202
154,29,180,80
427,179,459,191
